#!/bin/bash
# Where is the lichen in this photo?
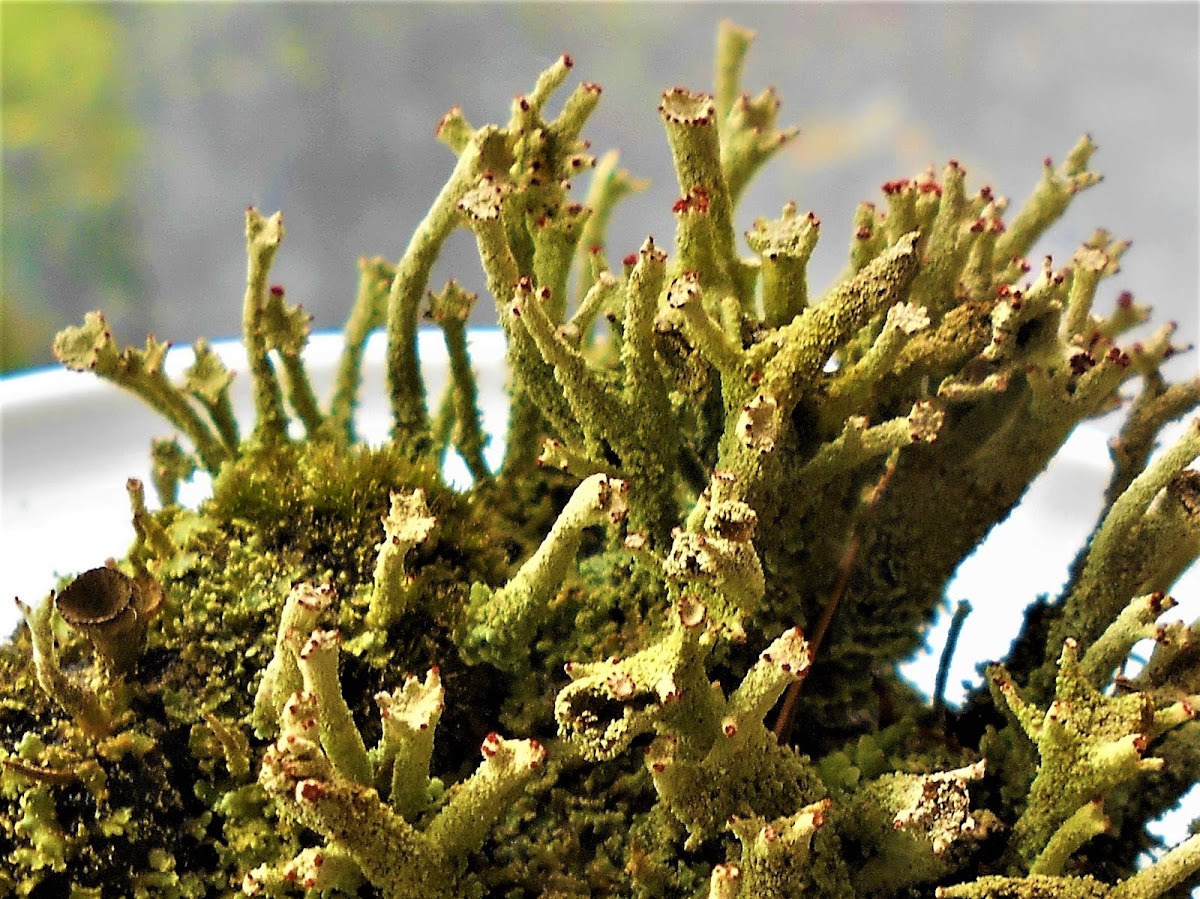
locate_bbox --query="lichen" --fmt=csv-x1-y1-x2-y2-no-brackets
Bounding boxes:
3,19,1199,899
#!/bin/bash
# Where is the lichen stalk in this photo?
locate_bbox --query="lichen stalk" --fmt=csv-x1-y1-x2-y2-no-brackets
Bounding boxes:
996,135,1103,263
297,628,373,786
184,337,240,451
330,257,397,443
1040,419,1200,694
429,281,490,481
659,88,741,299
374,668,443,821
745,202,821,328
573,150,649,302
463,473,628,667
242,208,291,446
384,131,489,451
51,311,230,472
251,581,336,737
367,489,437,629
15,596,115,739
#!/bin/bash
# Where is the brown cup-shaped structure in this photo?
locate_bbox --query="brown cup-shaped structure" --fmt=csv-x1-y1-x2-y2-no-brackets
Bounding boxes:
54,567,160,673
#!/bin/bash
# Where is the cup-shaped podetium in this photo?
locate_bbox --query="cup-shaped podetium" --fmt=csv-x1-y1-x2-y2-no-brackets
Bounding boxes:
54,566,162,673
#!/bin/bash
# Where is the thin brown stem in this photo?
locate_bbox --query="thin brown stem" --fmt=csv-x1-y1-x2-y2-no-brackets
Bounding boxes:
933,600,972,729
774,452,900,742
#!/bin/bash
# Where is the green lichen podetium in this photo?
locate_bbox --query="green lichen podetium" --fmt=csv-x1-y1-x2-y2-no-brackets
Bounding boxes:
4,19,1200,899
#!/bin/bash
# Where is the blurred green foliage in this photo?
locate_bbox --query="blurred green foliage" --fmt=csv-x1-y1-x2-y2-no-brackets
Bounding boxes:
2,2,145,372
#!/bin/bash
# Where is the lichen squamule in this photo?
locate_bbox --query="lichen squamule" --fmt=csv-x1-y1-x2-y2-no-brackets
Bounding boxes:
2,20,1199,898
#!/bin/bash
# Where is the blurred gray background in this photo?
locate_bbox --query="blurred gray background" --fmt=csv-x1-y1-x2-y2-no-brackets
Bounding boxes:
3,2,1197,381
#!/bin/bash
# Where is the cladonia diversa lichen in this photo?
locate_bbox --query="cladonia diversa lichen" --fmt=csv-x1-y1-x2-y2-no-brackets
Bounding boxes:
3,20,1199,899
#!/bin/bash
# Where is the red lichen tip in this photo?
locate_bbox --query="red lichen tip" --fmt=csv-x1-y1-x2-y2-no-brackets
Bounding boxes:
672,186,711,216
855,226,872,240
481,732,501,758
1043,156,1054,168
296,780,324,803
562,53,574,68
269,284,285,296
623,252,639,267
1117,290,1134,308
1069,352,1096,375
